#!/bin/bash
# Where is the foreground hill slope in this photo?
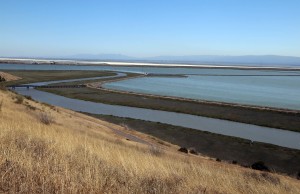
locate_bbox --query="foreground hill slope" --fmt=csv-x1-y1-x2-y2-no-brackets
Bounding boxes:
0,71,21,82
0,89,299,193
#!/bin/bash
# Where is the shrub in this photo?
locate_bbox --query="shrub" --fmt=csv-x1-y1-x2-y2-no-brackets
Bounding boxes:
261,172,281,185
24,95,33,100
149,146,164,156
39,112,54,125
0,99,3,112
0,76,5,82
216,158,221,162
0,84,7,91
244,172,280,185
139,175,183,193
297,172,300,180
26,104,37,111
251,161,270,172
178,147,188,154
41,102,55,109
15,95,24,104
232,160,238,164
189,148,198,155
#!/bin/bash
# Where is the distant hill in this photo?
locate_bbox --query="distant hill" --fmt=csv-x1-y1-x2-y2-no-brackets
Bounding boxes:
2,54,300,66
66,54,300,66
146,55,300,66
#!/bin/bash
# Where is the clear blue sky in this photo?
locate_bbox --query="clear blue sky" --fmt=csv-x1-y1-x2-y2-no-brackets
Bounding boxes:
1,0,299,57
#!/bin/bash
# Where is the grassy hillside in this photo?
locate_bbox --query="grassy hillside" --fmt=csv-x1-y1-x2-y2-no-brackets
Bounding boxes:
88,114,300,176
0,89,299,193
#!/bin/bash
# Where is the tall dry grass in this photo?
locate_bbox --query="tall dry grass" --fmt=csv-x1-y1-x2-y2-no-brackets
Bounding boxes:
0,90,299,193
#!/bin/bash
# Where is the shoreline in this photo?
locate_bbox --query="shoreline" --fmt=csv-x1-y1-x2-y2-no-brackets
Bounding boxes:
88,113,300,177
4,70,300,132
1,57,300,71
2,89,300,192
88,75,300,115
41,74,300,133
30,70,300,133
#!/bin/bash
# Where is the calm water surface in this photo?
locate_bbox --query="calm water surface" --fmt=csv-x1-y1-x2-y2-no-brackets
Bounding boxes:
2,64,300,110
104,75,300,110
1,63,300,75
2,63,300,149
16,87,300,150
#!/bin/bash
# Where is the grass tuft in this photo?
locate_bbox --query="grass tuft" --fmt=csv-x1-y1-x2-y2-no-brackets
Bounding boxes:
38,112,54,125
149,146,164,156
14,95,24,104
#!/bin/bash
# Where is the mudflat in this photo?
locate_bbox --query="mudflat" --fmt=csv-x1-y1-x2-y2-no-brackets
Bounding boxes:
4,70,300,132
44,81,300,132
89,113,300,177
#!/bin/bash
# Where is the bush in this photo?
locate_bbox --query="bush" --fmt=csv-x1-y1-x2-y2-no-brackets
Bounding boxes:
41,102,55,109
26,104,37,111
216,158,221,162
297,172,300,180
189,148,198,155
149,146,164,156
15,95,24,104
244,172,280,185
0,84,7,91
24,95,33,100
178,147,188,154
0,76,5,82
0,99,3,112
251,161,270,172
39,112,54,125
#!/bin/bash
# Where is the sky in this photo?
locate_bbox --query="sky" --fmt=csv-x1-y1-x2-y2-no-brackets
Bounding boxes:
0,0,300,58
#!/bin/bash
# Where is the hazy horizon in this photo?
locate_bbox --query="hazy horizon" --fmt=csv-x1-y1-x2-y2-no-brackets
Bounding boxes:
2,53,300,59
2,54,300,66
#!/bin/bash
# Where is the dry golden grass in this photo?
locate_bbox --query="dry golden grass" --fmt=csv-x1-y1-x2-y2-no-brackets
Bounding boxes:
0,89,299,193
0,72,21,82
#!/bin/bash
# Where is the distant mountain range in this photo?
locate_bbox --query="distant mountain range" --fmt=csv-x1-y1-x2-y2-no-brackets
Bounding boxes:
67,54,300,66
3,54,299,66
69,54,136,61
